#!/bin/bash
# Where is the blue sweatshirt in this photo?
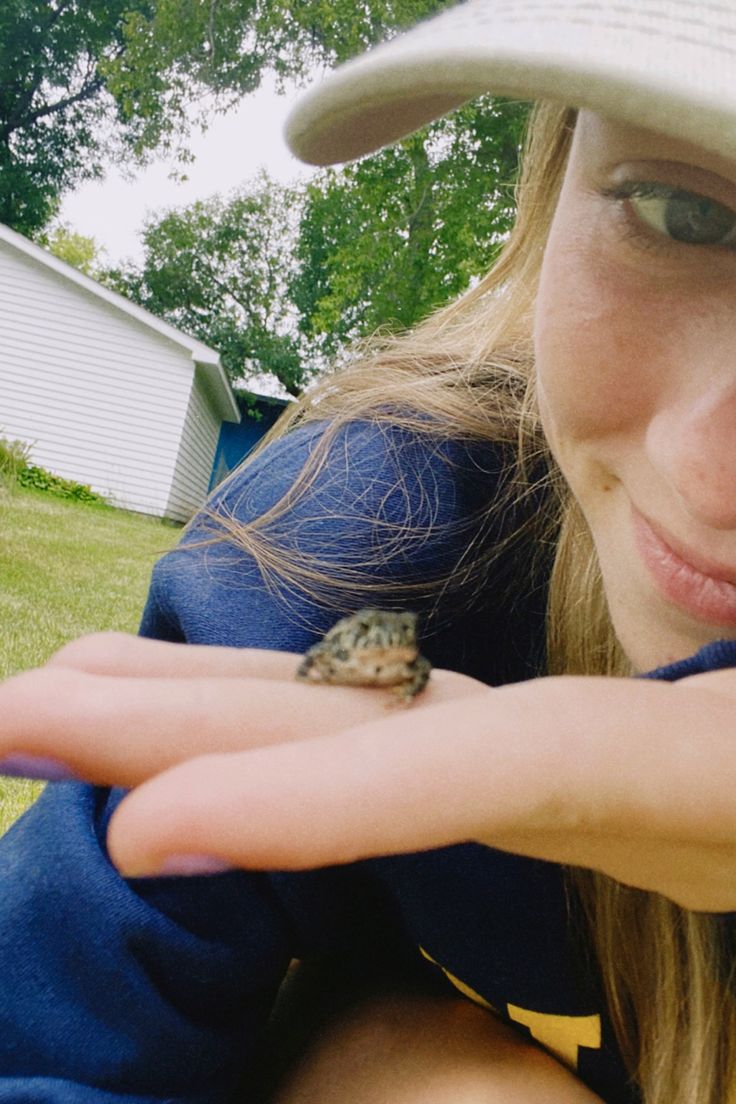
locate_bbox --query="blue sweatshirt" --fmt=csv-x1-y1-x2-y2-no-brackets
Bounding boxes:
0,419,733,1104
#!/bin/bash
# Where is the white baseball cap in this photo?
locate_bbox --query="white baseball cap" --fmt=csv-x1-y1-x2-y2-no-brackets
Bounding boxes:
284,0,736,166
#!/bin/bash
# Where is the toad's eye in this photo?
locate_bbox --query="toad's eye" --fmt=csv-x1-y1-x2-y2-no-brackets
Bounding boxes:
613,182,736,248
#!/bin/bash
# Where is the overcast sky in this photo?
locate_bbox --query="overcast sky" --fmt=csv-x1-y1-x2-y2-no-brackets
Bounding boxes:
60,75,319,266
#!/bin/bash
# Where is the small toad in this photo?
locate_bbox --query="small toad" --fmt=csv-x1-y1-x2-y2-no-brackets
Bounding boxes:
296,609,431,704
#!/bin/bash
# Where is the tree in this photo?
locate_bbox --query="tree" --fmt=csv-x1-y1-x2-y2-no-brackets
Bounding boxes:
0,0,457,238
0,1,244,235
103,173,309,396
252,0,456,70
11,1,524,390
103,98,528,394
40,222,105,276
291,97,530,355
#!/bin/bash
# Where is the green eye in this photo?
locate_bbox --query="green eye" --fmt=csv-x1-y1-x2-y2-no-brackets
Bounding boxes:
624,183,736,247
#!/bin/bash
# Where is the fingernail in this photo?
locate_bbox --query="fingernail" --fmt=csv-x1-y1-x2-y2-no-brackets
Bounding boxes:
151,854,234,878
0,754,76,782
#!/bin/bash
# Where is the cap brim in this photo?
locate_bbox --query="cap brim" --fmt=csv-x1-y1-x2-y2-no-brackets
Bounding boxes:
284,0,736,166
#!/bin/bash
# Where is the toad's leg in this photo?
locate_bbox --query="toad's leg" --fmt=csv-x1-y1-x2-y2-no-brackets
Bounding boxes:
395,656,432,704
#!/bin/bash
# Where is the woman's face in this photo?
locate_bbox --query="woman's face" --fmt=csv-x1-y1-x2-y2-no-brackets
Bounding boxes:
535,112,736,671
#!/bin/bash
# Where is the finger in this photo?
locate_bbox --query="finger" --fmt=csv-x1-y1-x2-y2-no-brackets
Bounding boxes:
0,664,475,788
105,690,561,877
109,713,736,913
48,632,300,681
104,675,736,880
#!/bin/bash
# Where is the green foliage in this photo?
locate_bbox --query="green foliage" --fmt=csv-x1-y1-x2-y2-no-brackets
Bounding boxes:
1,0,128,234
1,0,527,387
253,0,456,72
0,435,32,486
102,172,312,395
238,393,263,420
0,435,106,504
0,0,456,238
291,97,530,353
17,464,105,504
101,98,528,389
0,0,292,235
39,222,106,276
2,0,526,385
0,0,264,236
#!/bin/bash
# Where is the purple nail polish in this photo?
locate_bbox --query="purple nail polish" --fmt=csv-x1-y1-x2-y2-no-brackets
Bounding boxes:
0,754,76,782
156,854,234,877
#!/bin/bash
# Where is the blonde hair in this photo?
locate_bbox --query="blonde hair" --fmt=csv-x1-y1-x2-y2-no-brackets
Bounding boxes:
208,102,736,1103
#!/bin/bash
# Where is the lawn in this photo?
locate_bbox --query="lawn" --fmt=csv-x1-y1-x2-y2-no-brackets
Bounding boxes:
0,484,180,833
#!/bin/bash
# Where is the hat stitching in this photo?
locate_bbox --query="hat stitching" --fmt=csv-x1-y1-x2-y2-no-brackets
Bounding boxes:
431,0,736,22
419,2,736,39
442,13,736,55
490,0,734,16
443,5,736,37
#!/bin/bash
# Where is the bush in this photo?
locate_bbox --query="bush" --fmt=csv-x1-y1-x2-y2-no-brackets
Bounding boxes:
17,464,104,503
0,436,32,485
0,435,107,505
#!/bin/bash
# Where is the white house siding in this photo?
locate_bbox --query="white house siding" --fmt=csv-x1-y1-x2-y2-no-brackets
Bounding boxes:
165,366,222,522
0,239,197,518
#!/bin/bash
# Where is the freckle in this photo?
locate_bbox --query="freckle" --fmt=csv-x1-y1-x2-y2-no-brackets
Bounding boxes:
601,483,612,492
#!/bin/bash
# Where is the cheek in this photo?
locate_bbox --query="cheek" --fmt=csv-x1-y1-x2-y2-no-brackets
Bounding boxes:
533,230,669,452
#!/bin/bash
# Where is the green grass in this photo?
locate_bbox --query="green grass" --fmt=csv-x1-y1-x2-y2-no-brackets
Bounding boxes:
0,484,180,833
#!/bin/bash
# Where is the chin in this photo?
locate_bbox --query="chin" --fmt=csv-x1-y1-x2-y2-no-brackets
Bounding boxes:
613,606,736,675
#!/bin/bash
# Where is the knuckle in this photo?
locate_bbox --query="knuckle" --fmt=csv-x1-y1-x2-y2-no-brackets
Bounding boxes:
429,668,486,698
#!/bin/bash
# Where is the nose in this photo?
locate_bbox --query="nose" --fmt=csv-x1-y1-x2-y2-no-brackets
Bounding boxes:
646,383,736,529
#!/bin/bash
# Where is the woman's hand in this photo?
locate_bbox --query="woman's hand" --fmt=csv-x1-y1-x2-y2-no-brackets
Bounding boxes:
3,631,482,786
3,632,736,912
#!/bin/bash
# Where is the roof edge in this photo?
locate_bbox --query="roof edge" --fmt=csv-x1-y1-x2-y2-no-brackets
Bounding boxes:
0,221,238,416
196,358,241,422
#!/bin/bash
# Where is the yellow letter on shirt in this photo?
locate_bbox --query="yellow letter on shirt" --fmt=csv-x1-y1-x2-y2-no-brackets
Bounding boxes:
507,1004,601,1069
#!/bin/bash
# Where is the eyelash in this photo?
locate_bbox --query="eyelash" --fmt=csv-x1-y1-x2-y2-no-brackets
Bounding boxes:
600,181,736,255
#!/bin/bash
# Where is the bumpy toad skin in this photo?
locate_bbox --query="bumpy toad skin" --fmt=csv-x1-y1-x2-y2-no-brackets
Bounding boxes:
296,609,431,704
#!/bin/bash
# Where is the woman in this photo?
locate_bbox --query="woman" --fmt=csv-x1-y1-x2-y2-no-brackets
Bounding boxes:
3,3,736,1103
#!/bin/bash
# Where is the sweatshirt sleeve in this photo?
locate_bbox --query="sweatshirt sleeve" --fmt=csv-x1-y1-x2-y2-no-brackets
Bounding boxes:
0,419,504,1102
139,418,541,682
0,783,294,1103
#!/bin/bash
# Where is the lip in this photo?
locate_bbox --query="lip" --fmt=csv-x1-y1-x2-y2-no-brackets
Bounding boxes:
632,508,736,626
